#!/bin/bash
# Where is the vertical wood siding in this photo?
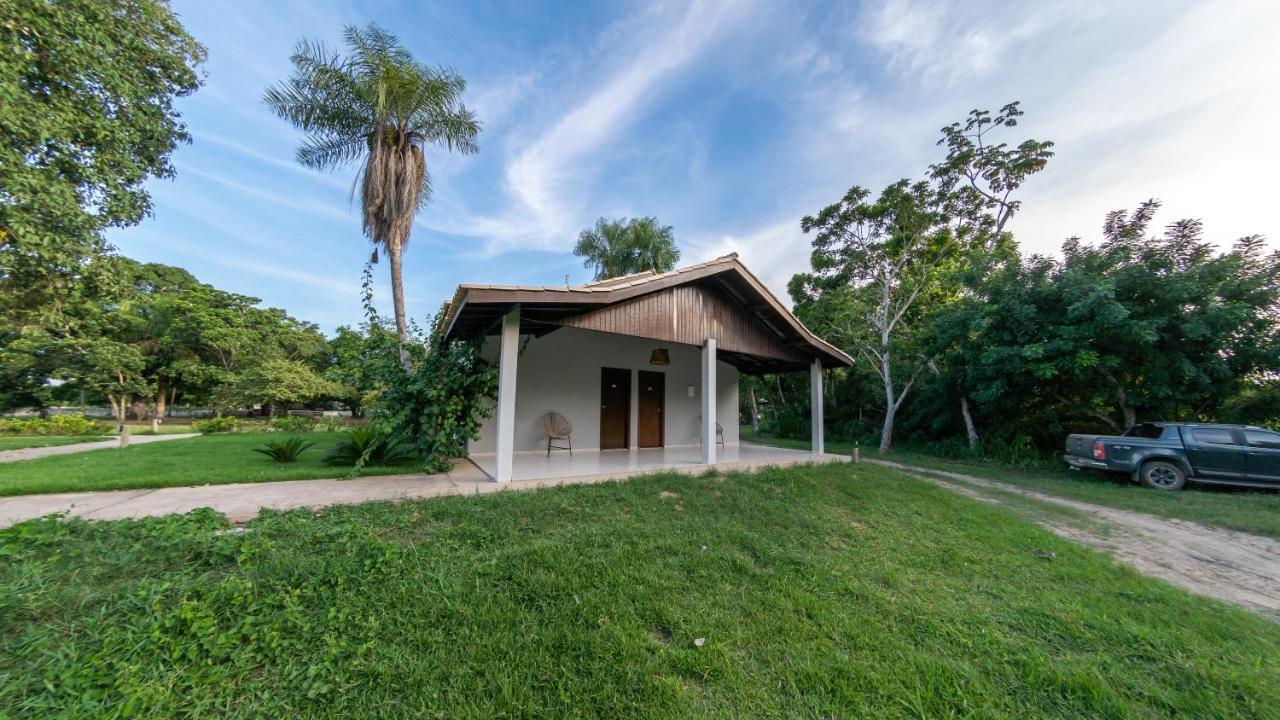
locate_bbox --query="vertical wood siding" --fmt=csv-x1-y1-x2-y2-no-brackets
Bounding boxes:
555,284,810,363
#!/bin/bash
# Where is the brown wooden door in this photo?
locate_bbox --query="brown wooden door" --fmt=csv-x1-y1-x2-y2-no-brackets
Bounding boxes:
599,367,630,449
638,370,665,448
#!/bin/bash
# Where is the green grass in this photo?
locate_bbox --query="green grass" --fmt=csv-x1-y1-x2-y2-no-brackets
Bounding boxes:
744,427,1280,539
2,463,1277,718
0,436,112,451
0,432,416,497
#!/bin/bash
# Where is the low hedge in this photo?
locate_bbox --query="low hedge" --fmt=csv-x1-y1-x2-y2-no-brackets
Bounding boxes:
0,416,110,436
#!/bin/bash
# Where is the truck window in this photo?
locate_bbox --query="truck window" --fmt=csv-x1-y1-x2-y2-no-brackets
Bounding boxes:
1190,428,1236,445
1243,430,1280,449
1126,424,1165,439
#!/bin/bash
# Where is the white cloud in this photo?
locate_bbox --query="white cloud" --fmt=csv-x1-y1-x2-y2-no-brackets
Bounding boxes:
192,130,351,192
176,163,357,225
688,218,808,305
449,0,757,253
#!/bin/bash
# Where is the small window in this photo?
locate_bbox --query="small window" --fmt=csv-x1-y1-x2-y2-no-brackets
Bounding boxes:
1160,426,1181,441
1243,430,1280,449
1191,428,1236,445
1126,424,1164,439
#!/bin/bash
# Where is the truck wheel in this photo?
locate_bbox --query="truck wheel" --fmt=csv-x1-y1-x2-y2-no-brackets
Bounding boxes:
1140,461,1186,491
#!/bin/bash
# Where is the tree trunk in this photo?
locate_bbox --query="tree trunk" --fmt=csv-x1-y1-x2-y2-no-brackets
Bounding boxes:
387,239,411,370
879,404,896,455
1117,387,1136,430
960,396,979,450
879,352,895,454
748,387,760,435
107,393,124,422
155,380,167,419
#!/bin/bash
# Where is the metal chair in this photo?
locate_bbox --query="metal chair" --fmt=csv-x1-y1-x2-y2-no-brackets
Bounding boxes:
539,412,573,456
695,415,725,447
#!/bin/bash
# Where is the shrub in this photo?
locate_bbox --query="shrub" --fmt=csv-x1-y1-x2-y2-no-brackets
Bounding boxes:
253,436,314,463
324,427,415,468
0,416,109,436
193,416,240,434
269,416,316,433
315,417,349,432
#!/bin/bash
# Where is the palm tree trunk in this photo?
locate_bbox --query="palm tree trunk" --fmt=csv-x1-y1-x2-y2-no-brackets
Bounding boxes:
387,239,411,370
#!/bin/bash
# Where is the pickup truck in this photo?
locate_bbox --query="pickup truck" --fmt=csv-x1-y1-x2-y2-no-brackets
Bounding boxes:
1063,422,1280,491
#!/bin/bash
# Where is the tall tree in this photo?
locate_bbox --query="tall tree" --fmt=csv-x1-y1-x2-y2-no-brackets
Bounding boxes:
927,102,1054,448
794,181,956,453
264,23,480,363
1,0,204,405
574,216,680,280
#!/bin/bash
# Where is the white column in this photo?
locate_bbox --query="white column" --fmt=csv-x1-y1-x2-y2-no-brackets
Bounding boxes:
701,338,717,465
494,306,520,482
810,358,824,455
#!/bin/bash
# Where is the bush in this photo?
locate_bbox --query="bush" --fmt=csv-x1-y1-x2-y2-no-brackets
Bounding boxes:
315,417,349,432
253,436,314,463
193,416,240,434
0,416,109,436
324,427,415,468
269,416,316,433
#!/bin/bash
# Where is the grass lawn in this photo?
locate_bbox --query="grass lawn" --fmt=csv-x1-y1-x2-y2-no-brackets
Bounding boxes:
0,436,112,451
2,463,1277,718
744,427,1280,539
0,432,416,497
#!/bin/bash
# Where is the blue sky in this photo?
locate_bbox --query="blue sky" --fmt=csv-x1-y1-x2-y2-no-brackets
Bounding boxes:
109,0,1280,332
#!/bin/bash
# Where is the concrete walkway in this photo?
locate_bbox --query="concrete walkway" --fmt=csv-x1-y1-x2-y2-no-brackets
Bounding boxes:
0,433,200,463
0,452,849,528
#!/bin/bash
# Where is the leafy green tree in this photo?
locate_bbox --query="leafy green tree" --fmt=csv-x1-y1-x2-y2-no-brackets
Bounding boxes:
323,325,392,416
793,181,956,453
574,216,680,280
926,102,1054,448
223,358,343,417
950,201,1279,436
0,0,204,327
264,23,480,361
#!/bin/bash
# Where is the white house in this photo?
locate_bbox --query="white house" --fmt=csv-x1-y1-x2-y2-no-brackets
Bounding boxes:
441,254,853,481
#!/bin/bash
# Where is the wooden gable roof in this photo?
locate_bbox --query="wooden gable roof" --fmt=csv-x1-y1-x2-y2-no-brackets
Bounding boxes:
441,254,853,373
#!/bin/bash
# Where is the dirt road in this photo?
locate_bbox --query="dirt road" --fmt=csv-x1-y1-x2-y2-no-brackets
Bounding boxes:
870,459,1280,620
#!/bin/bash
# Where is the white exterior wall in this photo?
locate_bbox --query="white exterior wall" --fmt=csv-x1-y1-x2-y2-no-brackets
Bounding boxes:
470,326,739,454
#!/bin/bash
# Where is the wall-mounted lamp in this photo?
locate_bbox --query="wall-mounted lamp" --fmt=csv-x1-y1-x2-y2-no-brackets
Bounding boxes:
649,348,671,366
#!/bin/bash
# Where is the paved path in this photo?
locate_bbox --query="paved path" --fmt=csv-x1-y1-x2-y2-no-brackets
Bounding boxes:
0,453,848,528
869,458,1280,620
0,433,200,463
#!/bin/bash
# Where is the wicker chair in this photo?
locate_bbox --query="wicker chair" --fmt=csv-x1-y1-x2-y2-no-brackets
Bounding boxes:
695,415,725,447
539,412,573,456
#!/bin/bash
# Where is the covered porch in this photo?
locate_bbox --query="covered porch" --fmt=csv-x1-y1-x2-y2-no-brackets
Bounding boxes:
470,442,844,483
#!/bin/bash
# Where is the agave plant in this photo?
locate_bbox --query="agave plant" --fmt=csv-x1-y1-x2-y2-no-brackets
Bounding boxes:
323,426,416,467
253,436,315,464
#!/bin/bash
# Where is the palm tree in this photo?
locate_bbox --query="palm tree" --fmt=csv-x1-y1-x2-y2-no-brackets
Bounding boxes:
573,216,680,280
628,216,679,274
264,23,479,362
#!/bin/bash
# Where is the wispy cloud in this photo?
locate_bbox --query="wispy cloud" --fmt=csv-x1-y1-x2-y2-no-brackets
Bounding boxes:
193,130,351,192
176,163,356,225
442,0,758,253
